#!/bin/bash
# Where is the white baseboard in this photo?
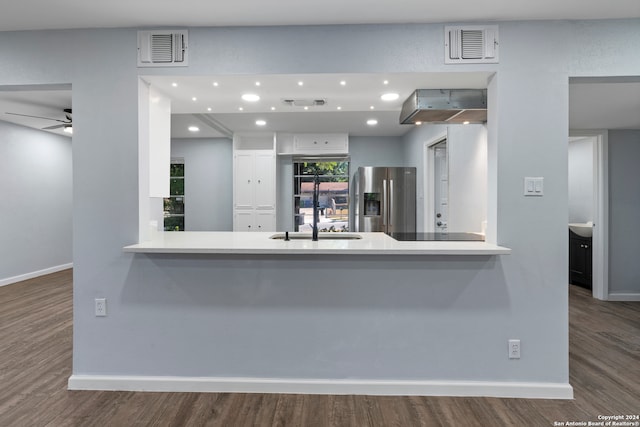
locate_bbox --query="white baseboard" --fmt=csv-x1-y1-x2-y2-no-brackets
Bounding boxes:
0,263,73,287
607,292,640,301
68,375,573,399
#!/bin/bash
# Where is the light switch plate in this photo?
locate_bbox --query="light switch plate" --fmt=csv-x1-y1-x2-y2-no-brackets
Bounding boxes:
524,177,543,196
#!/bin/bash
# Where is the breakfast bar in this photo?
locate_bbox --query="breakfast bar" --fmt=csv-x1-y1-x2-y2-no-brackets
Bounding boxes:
123,231,511,256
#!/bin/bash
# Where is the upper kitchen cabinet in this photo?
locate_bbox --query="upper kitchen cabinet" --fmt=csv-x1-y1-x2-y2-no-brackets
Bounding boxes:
233,133,276,231
290,133,349,155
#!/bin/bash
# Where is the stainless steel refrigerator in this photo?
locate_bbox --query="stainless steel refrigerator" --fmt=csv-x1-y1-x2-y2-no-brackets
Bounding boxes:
354,167,416,233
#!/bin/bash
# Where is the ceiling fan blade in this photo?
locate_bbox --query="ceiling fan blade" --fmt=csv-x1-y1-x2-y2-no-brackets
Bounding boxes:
5,112,69,123
42,124,66,130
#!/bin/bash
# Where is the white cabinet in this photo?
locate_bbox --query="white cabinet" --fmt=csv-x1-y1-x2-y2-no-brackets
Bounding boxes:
234,151,255,210
233,150,275,211
253,152,275,209
233,133,277,232
234,210,276,232
293,133,348,154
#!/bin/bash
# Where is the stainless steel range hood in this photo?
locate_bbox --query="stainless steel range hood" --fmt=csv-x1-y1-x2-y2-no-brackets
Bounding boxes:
400,89,487,124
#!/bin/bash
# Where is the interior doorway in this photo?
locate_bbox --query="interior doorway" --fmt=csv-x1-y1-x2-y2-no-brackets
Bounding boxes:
568,131,608,300
424,132,448,233
433,141,448,232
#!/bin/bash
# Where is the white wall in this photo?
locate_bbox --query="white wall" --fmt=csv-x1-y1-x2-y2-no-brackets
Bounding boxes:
402,124,447,232
447,125,487,234
1,19,638,395
402,124,487,233
608,130,640,294
568,137,594,223
0,120,72,284
170,138,233,231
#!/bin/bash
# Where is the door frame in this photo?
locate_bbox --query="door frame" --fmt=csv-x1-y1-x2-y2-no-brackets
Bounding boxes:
569,130,609,300
424,131,448,233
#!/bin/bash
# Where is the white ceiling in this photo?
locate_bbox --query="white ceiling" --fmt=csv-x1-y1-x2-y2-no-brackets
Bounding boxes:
0,86,72,137
2,74,639,140
151,72,492,138
0,0,639,31
569,78,640,130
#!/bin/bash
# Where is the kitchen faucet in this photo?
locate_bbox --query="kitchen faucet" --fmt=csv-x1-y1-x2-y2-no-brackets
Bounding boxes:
312,171,319,241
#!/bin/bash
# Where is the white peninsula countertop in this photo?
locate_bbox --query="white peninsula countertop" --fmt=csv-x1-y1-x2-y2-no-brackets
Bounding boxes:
123,231,511,256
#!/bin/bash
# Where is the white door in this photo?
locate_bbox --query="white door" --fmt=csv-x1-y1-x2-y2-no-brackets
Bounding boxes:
433,141,448,232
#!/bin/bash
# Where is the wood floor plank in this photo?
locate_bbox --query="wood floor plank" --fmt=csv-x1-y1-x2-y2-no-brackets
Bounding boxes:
1,271,639,426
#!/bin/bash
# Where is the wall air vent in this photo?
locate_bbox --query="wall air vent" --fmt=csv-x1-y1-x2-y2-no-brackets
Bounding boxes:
445,25,498,64
138,30,188,67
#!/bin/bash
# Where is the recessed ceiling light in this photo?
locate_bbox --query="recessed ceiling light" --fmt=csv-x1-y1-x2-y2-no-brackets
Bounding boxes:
192,97,197,102
303,106,309,110
255,120,267,126
381,92,400,101
383,80,389,85
188,126,200,132
238,107,244,111
241,93,260,102
463,121,470,125
415,121,423,126
270,106,276,111
337,106,342,110
340,80,346,86
255,81,261,86
171,82,178,87
367,119,378,126
370,105,375,110
207,107,212,112
213,82,219,87
298,81,304,86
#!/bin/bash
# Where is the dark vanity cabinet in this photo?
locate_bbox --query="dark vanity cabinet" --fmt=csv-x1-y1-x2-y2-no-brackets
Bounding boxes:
569,230,592,289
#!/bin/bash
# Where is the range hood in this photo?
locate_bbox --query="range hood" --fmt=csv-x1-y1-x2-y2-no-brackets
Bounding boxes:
400,89,487,124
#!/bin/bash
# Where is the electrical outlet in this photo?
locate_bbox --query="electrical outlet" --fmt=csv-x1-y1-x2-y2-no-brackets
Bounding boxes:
95,298,107,317
508,339,521,359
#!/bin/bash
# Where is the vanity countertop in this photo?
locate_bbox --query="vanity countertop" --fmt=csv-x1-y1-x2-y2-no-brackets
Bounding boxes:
123,231,511,256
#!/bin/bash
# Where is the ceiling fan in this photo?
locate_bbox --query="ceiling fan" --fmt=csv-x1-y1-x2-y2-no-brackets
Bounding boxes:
5,108,73,133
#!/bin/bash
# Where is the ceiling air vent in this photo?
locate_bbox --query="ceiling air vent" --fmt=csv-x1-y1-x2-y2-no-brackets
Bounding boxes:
137,30,188,67
282,99,327,107
445,25,498,64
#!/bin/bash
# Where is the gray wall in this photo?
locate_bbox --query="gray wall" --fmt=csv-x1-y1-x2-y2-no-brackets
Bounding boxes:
1,19,638,388
608,130,640,294
349,136,406,171
170,137,233,231
0,120,72,282
568,138,594,223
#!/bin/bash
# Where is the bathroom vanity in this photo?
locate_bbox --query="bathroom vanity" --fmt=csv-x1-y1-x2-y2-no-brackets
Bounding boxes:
569,230,592,289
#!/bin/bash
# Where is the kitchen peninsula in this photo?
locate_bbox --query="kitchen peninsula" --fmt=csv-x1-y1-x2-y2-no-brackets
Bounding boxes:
124,231,510,255
108,230,519,397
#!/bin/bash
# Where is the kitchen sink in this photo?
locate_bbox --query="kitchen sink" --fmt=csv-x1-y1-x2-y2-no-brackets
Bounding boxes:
270,232,362,240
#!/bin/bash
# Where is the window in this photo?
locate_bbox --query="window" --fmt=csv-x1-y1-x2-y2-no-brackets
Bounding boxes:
293,157,350,232
164,160,185,231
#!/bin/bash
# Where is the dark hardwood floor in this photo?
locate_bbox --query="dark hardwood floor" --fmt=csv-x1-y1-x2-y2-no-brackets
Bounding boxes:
1,269,638,426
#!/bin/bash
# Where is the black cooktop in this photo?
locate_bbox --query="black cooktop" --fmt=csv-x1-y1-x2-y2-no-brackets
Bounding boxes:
388,232,485,242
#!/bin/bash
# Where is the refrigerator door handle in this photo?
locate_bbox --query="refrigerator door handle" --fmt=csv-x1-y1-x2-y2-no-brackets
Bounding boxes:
382,179,387,226
389,179,394,227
